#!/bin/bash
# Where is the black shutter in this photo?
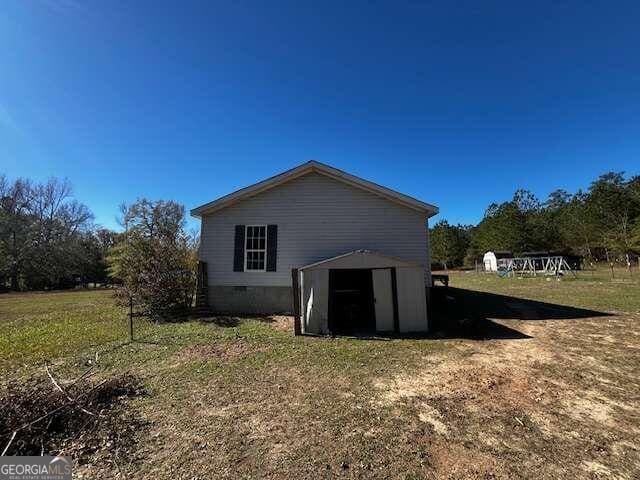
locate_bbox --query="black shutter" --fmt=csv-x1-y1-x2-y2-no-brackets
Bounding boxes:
266,224,277,272
233,225,245,272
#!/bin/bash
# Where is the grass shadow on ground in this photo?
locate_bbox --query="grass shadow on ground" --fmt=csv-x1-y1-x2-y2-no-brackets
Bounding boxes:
196,315,244,327
195,314,280,327
431,286,612,340
442,286,612,320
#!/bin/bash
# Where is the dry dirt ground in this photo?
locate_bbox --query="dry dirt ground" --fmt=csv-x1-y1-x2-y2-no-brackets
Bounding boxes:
375,313,640,479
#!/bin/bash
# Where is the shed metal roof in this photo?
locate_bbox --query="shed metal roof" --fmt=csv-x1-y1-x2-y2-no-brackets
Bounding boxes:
299,249,423,270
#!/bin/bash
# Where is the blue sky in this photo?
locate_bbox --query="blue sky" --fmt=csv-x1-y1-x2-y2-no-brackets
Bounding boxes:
1,1,639,231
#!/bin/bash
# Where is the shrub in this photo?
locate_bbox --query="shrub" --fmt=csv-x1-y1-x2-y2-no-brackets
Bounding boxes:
108,199,197,320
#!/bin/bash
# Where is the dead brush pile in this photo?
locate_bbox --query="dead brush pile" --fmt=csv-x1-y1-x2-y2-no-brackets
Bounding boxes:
0,369,147,463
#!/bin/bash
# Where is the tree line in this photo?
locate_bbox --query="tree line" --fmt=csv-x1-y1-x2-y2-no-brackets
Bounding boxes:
430,171,640,269
1,174,196,303
0,175,119,290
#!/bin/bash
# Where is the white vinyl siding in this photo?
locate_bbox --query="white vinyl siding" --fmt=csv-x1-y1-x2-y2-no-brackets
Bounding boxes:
199,172,430,287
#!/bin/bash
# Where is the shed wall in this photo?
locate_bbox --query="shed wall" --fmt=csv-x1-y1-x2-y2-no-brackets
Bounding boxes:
396,267,428,332
483,252,497,272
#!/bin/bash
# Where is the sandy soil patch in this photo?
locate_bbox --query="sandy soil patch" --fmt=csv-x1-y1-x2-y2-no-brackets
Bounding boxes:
170,340,260,366
374,315,640,479
268,315,294,332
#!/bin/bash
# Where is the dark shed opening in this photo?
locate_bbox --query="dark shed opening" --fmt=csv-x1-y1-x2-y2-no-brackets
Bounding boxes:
328,269,376,334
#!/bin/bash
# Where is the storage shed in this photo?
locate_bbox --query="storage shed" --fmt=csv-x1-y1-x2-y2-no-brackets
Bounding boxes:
297,250,428,335
483,251,513,272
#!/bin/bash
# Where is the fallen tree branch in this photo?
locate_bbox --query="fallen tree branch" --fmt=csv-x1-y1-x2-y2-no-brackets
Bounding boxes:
45,363,96,417
1,431,16,456
68,366,96,386
0,379,109,438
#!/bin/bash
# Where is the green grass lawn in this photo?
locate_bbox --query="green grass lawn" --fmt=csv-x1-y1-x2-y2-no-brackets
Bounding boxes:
0,290,130,372
0,289,443,379
1,275,639,479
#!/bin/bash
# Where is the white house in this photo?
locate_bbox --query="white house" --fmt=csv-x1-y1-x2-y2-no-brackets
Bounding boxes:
191,160,439,335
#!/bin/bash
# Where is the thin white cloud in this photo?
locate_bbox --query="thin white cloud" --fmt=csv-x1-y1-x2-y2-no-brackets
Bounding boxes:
38,0,93,18
0,102,25,137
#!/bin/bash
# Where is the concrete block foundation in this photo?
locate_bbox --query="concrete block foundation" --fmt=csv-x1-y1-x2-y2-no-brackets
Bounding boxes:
208,285,293,315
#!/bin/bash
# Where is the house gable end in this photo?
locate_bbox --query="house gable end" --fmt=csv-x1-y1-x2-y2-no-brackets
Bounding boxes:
191,161,438,218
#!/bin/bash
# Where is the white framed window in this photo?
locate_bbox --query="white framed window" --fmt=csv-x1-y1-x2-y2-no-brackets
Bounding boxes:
244,225,267,271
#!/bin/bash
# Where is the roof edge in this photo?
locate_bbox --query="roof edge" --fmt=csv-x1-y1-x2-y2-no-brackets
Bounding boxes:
190,160,439,218
299,249,424,270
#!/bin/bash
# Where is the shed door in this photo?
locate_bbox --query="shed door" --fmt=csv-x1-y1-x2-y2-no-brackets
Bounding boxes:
372,269,394,331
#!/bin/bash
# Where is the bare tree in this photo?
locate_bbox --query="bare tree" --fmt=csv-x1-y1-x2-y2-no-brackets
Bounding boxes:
0,176,33,289
0,175,97,290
